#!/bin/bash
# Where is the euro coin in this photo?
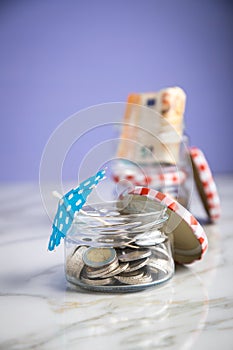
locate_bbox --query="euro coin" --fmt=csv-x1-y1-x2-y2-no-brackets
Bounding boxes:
83,247,117,268
118,248,151,262
80,274,115,286
66,246,87,278
101,262,129,278
124,257,149,272
136,231,167,247
115,271,152,285
118,268,144,279
84,259,119,279
148,258,169,274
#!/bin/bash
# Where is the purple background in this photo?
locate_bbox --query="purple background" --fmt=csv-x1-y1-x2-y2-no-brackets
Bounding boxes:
1,0,233,181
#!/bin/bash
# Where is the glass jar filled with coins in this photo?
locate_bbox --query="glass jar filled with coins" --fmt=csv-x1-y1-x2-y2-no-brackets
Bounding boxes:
65,194,174,292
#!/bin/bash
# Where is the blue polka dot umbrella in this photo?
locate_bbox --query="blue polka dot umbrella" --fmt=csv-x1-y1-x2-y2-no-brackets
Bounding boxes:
48,169,106,251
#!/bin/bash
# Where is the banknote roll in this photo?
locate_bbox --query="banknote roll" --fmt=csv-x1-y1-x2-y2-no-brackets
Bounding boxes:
116,86,186,165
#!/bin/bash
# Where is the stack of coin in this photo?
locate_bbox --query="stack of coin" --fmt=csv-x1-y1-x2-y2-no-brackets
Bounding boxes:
115,248,153,285
80,247,121,285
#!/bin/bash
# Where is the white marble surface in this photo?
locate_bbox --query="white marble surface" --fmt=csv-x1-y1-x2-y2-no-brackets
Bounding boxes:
0,175,233,350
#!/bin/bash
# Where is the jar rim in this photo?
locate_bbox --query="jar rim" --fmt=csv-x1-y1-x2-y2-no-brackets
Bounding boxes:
73,200,167,221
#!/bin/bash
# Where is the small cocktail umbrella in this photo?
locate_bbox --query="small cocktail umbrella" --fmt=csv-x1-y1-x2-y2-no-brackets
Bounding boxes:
48,169,106,251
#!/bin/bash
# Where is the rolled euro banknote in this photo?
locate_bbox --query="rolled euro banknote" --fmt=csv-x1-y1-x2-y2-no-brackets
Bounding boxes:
117,87,186,165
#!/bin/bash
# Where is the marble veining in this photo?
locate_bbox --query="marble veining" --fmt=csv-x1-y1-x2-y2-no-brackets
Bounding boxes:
0,175,233,349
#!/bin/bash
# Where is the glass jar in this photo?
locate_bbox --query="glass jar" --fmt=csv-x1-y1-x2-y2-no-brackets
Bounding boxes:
111,135,193,210
65,196,174,292
155,134,193,208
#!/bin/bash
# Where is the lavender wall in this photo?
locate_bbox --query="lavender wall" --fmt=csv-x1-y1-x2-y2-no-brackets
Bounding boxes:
0,0,233,181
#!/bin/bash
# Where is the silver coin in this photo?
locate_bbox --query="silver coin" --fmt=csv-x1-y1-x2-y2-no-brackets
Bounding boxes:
97,234,134,247
136,236,167,247
135,230,167,246
135,229,161,241
101,262,129,278
81,274,115,286
124,257,149,273
83,247,117,268
136,272,153,284
148,259,169,274
66,257,77,277
71,245,81,256
115,271,152,285
118,268,145,279
125,243,141,249
118,194,165,217
84,259,119,279
118,248,151,262
66,246,87,278
135,230,167,247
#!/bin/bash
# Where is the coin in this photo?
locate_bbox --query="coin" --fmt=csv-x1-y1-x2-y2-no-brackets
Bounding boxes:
118,268,145,279
83,247,117,268
66,246,87,278
124,257,149,273
136,230,167,247
118,248,151,262
84,259,119,279
81,274,115,286
125,243,141,249
115,271,152,285
136,271,153,284
148,258,169,274
66,257,77,277
101,262,129,278
71,245,81,256
136,229,161,240
97,234,134,248
118,194,165,217
136,235,167,247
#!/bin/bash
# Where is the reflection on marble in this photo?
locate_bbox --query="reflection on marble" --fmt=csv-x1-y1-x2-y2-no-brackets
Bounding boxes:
0,176,233,349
